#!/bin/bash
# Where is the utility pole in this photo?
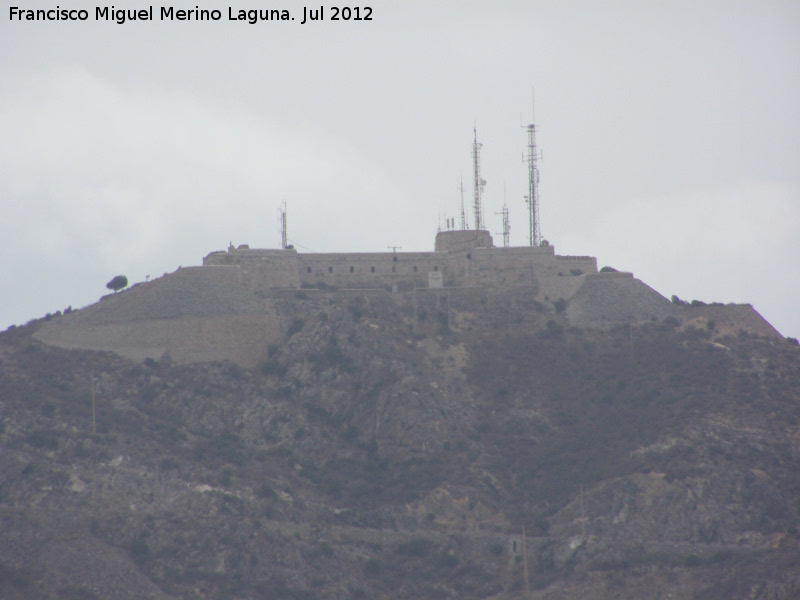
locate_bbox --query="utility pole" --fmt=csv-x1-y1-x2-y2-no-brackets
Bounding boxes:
580,484,586,538
522,524,530,595
90,368,96,435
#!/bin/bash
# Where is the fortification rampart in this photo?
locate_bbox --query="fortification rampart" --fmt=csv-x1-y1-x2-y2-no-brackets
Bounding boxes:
202,230,597,299
297,251,445,290
553,255,598,276
204,248,300,289
466,246,556,287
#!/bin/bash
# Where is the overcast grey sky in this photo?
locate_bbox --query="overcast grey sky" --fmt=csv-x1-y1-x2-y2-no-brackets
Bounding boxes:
2,1,799,337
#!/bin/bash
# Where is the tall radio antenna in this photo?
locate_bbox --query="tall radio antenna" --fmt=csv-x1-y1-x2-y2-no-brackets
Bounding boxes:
523,97,542,246
279,200,288,249
472,125,486,231
496,184,510,248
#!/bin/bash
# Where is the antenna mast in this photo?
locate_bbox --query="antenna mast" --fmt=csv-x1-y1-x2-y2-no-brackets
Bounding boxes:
495,182,510,247
523,105,542,246
279,201,288,249
496,204,510,248
459,175,468,230
472,126,485,231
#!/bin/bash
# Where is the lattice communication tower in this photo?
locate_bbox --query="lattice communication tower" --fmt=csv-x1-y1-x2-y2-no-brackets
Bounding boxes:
472,126,486,231
523,122,542,246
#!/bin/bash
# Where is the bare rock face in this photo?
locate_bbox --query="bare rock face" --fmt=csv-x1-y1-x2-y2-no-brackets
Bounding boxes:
3,287,799,599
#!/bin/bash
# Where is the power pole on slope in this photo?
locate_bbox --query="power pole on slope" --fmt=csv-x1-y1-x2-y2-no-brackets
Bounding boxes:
90,368,96,435
522,524,530,595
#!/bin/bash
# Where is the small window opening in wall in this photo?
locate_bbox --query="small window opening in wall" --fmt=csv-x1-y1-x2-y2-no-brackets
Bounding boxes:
434,266,439,271
328,266,333,274
371,266,375,273
350,266,354,273
413,266,418,272
392,266,396,273
467,253,471,260
307,266,311,273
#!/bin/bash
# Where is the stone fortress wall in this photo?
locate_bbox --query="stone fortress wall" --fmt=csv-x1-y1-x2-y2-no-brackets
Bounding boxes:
202,248,301,290
203,230,599,298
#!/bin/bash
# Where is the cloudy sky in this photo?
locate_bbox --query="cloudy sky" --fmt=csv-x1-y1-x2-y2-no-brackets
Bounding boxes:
2,0,799,337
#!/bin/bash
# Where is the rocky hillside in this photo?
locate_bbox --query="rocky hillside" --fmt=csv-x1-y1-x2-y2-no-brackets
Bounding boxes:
1,290,799,599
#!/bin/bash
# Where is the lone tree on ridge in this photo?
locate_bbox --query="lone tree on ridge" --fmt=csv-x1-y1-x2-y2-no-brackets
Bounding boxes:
106,275,128,293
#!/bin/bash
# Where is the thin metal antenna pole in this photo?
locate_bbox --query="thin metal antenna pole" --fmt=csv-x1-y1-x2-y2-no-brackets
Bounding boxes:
502,205,510,248
495,183,510,247
459,174,467,230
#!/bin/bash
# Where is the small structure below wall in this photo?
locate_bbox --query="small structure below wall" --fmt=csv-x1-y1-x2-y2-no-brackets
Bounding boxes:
428,271,444,289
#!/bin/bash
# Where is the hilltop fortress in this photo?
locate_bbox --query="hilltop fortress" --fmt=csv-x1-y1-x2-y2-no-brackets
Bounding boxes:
202,230,597,298
34,228,781,367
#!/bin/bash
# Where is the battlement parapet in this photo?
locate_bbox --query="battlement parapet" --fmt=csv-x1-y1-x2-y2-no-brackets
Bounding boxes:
586,271,634,279
555,255,595,261
470,245,555,258
204,247,298,264
435,229,494,252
